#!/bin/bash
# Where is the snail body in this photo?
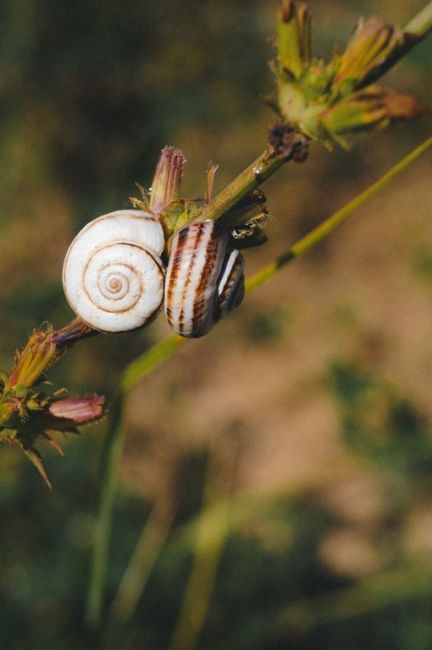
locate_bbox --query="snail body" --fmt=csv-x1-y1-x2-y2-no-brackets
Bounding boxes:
164,220,245,338
63,210,165,333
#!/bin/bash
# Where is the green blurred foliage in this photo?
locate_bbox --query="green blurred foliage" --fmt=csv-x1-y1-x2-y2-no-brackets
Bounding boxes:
0,0,431,648
330,361,432,480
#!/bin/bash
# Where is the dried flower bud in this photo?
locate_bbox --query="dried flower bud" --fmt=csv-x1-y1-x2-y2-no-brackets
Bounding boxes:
333,18,408,94
321,85,425,143
48,396,105,426
272,3,425,147
150,146,186,214
0,322,106,487
0,392,106,488
8,329,58,390
7,320,96,391
278,0,312,79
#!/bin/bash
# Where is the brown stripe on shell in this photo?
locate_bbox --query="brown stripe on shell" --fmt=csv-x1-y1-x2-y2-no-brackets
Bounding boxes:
189,223,228,337
165,221,218,336
165,227,188,321
164,220,244,338
178,221,207,330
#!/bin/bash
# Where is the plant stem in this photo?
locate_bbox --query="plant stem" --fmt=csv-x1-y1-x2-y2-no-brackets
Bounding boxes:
121,334,185,394
195,150,286,223
404,1,432,36
379,1,432,77
169,436,240,650
188,4,431,228
111,498,174,620
100,495,175,648
86,393,124,628
86,135,431,630
129,137,432,379
246,136,432,292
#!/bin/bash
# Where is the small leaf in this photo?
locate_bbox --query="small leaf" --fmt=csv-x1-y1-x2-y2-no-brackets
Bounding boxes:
23,447,52,489
41,432,64,456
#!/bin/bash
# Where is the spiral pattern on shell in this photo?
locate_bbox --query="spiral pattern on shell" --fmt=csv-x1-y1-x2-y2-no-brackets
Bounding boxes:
63,210,165,332
164,220,245,338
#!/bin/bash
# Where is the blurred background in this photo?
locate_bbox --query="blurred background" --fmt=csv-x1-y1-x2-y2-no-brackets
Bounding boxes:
0,0,431,648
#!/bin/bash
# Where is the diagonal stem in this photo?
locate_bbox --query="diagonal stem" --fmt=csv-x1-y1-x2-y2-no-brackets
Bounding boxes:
404,0,432,36
86,393,124,627
246,136,432,291
194,150,286,223
123,136,432,390
86,135,431,630
186,4,432,228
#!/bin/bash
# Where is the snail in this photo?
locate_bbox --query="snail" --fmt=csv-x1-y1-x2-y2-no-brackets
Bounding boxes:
164,220,245,338
63,210,165,332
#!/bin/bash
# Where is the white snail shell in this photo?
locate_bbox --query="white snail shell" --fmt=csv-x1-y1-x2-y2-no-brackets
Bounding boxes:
63,210,165,333
164,220,245,338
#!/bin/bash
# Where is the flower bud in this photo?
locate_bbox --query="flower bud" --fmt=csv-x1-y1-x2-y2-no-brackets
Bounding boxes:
333,18,406,95
277,0,311,79
48,396,105,426
8,329,58,390
321,86,425,143
150,146,186,214
7,321,96,392
1,393,106,488
271,3,425,148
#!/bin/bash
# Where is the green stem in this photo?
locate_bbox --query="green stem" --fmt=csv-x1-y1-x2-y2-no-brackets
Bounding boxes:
86,393,124,628
100,495,175,648
246,136,432,292
121,334,185,394
170,438,240,650
404,0,432,36
86,135,431,631
111,498,174,620
195,151,285,223
188,2,432,230
380,2,432,79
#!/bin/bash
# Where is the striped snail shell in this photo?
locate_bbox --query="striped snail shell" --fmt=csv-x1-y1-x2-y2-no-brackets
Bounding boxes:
164,220,245,338
63,210,165,333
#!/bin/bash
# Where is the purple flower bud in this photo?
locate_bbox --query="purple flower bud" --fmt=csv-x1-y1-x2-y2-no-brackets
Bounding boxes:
150,146,186,214
49,396,105,424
